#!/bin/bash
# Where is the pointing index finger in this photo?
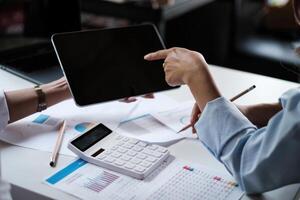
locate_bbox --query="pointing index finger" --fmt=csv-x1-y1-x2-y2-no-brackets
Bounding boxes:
144,49,173,61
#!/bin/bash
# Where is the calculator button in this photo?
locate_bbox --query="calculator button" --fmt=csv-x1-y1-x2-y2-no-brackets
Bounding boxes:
152,152,163,158
103,150,112,156
140,161,151,168
124,163,135,169
127,151,137,157
134,166,146,173
128,138,139,144
117,147,127,153
111,152,121,158
104,157,115,163
146,157,157,163
123,143,134,149
117,142,125,146
120,155,131,161
96,154,106,160
111,146,118,151
136,153,147,160
142,149,156,156
137,141,147,147
157,147,168,153
116,135,124,140
130,158,142,165
147,145,158,150
114,160,125,166
142,149,163,158
132,146,143,152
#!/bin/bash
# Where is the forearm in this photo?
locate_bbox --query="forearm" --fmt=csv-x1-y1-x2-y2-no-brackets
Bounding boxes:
4,78,70,123
239,102,282,127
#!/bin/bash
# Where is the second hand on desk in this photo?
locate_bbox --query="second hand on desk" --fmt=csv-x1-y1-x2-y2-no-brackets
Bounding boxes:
178,85,256,133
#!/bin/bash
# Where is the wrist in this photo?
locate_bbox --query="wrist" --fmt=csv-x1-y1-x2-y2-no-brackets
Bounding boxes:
41,79,71,107
185,67,221,111
183,56,209,85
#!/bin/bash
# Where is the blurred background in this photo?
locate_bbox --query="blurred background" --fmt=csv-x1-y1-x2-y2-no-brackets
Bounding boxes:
0,0,300,84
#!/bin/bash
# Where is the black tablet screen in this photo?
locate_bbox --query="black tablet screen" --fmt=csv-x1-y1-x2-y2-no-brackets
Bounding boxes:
52,24,177,106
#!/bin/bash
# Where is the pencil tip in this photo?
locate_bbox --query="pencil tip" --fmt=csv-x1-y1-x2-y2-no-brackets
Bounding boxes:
50,161,55,167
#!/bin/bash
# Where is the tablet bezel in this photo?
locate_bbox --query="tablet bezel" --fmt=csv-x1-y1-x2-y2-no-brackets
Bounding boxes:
52,24,179,106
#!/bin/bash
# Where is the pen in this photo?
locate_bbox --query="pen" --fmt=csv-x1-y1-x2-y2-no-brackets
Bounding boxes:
178,85,256,133
50,120,66,167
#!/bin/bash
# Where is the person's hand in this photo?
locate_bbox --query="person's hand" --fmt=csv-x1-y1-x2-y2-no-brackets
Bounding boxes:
145,47,221,111
119,93,155,103
190,103,201,133
144,47,207,86
236,103,282,127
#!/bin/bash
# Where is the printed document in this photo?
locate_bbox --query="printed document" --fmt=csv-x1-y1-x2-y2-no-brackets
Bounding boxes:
0,99,137,156
151,101,195,132
0,93,178,156
45,157,244,200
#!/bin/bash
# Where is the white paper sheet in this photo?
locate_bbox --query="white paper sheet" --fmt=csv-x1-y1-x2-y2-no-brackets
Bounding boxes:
151,101,195,133
44,157,244,200
0,93,179,156
121,93,179,121
117,114,184,146
117,99,198,146
0,99,137,156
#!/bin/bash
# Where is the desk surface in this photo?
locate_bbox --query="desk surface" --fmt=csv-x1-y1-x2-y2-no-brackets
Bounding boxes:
1,65,299,200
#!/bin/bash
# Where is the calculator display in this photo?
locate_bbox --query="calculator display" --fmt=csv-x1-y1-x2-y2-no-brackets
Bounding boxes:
71,123,112,151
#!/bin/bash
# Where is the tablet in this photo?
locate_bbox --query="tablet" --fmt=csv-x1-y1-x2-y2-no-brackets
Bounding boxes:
51,24,178,106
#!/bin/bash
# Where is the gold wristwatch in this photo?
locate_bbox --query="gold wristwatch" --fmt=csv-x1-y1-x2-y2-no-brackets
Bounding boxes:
34,85,47,112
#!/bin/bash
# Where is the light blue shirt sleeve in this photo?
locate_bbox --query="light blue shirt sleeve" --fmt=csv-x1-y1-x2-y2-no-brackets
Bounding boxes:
195,88,300,194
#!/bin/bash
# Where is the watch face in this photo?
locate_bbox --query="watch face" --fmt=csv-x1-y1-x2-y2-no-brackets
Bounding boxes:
35,86,47,112
38,103,47,112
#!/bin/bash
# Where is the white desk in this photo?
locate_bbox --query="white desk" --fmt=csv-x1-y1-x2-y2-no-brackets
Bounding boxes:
1,65,300,200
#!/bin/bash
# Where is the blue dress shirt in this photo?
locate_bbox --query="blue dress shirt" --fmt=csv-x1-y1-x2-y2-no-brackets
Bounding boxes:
196,88,300,194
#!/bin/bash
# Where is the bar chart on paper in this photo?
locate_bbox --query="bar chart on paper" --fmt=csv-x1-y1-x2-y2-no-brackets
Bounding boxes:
147,164,243,200
83,171,119,193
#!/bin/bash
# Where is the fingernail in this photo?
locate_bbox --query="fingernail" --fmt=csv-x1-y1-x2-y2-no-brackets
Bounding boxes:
144,54,150,59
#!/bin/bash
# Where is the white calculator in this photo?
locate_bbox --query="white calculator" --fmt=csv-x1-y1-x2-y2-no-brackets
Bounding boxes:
68,123,170,179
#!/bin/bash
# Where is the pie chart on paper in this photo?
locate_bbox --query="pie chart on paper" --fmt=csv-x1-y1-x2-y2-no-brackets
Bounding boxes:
74,122,93,133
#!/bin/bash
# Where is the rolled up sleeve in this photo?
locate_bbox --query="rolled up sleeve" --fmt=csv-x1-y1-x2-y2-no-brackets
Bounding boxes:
195,94,300,194
195,97,256,158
